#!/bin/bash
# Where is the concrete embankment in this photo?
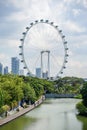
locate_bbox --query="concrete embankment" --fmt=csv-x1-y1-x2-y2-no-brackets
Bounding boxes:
0,96,45,126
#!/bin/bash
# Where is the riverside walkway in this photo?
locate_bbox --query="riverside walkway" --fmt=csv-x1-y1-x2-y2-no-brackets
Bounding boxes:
0,96,45,126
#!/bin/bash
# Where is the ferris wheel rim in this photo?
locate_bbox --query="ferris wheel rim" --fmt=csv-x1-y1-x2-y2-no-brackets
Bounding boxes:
19,19,69,80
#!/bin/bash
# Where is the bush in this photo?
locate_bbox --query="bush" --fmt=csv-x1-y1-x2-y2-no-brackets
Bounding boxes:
80,82,87,107
74,94,82,99
76,101,87,116
0,107,4,116
2,105,10,112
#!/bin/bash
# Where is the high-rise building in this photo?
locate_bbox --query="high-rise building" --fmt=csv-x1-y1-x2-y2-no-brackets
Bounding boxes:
4,66,8,74
42,71,48,79
36,68,41,78
19,69,24,76
11,57,19,75
0,63,3,74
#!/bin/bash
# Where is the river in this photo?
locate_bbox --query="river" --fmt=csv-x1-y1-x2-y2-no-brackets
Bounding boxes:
0,98,87,130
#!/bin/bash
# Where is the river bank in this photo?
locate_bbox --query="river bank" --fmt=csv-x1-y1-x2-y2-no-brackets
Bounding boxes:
1,98,86,130
0,96,45,126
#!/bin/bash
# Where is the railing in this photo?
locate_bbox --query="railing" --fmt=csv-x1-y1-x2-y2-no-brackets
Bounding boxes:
0,95,45,126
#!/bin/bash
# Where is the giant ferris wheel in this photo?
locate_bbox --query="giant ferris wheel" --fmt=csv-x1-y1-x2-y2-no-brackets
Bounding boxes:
19,19,69,80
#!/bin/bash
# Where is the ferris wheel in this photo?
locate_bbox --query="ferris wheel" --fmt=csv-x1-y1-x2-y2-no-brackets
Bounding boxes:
19,19,69,80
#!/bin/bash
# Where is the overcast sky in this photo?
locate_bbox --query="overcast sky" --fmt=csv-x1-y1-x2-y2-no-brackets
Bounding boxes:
0,0,87,78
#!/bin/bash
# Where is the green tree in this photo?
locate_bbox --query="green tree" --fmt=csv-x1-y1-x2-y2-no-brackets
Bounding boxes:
22,83,36,103
0,88,4,107
80,82,87,107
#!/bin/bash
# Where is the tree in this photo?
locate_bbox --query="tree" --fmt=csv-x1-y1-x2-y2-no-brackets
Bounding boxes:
80,82,87,107
0,88,4,107
22,83,36,103
43,80,54,93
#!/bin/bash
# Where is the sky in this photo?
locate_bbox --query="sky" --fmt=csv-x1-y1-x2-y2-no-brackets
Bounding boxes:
0,0,87,78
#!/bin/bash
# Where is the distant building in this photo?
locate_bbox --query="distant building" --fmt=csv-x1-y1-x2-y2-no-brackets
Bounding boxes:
11,57,19,75
0,63,3,74
36,68,41,78
19,69,24,76
4,66,8,74
42,71,48,79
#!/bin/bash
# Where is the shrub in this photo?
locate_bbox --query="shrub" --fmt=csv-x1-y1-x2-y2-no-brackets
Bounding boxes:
74,94,82,99
0,107,4,115
80,82,87,107
76,101,87,116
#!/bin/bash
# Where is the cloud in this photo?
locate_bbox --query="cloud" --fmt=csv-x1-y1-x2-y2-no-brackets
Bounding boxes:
0,54,6,60
77,0,87,8
63,20,85,33
83,0,87,8
66,58,87,78
0,53,10,67
0,39,19,47
0,0,87,78
64,0,87,8
72,8,81,16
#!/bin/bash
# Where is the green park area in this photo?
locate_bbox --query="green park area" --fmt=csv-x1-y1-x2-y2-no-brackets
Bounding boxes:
0,74,87,117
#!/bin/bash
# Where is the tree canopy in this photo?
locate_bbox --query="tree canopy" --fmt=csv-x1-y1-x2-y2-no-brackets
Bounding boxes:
0,74,54,114
80,82,87,107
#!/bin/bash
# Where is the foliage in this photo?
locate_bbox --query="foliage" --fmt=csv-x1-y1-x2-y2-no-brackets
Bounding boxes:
0,74,54,116
42,80,54,93
1,74,84,116
74,94,82,99
0,88,4,107
76,82,87,116
80,82,87,107
22,76,54,97
0,75,24,106
76,101,87,116
54,77,84,94
2,105,10,112
22,83,36,103
0,107,4,115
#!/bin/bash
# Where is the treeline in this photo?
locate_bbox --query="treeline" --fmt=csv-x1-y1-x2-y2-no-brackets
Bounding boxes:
0,74,54,115
76,81,87,116
0,74,85,116
54,77,84,95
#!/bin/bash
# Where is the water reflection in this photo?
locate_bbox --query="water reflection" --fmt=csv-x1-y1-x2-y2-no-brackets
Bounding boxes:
0,99,87,130
76,115,87,130
0,116,37,130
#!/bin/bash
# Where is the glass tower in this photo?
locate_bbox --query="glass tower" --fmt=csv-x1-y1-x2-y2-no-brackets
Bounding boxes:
36,68,41,78
0,63,3,74
11,57,19,75
4,66,8,74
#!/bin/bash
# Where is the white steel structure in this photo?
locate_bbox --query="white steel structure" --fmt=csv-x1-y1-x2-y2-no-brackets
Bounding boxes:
19,19,69,80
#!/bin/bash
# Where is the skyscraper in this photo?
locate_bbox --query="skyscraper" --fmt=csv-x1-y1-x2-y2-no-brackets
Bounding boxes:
11,57,19,75
0,63,3,74
42,71,48,79
4,66,8,74
36,68,41,78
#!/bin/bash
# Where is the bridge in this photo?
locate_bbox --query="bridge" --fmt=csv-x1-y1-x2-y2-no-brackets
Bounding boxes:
45,93,76,98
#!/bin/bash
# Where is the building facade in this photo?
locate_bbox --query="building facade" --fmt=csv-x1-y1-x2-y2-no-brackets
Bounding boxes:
42,71,48,79
0,63,3,74
11,57,19,75
36,68,41,78
4,66,8,74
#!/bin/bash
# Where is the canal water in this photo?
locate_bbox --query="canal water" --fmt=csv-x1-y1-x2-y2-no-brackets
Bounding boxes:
1,98,87,130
